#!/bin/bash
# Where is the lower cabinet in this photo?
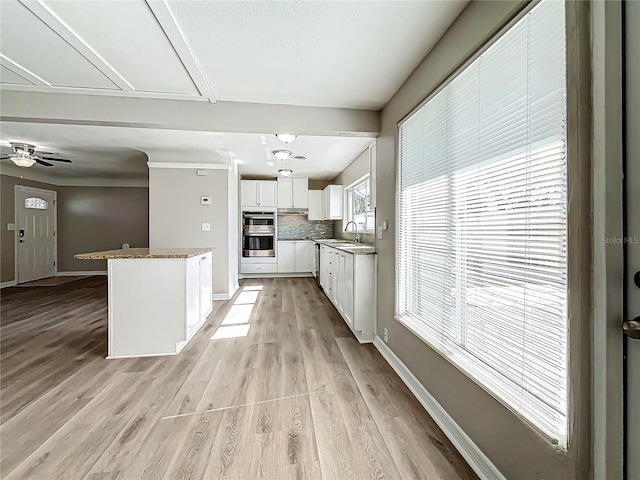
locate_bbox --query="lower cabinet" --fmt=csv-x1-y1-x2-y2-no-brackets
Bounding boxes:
277,240,315,274
319,246,375,342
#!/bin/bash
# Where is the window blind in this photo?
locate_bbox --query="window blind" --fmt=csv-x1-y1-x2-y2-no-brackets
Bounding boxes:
396,0,567,445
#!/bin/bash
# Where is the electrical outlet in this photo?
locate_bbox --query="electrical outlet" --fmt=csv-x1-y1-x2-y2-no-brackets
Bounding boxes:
384,328,389,343
377,226,383,240
201,222,211,232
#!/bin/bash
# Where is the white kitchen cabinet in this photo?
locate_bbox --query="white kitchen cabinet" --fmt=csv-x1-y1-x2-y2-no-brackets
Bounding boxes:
295,241,315,272
319,245,375,342
277,241,295,273
308,190,322,220
322,185,343,220
241,180,277,207
278,240,314,273
369,141,377,209
277,177,308,209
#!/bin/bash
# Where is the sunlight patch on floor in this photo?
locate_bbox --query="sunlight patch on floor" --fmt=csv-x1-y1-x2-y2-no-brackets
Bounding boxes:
212,285,262,340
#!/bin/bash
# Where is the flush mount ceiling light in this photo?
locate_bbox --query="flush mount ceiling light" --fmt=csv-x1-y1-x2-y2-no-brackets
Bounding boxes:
272,149,292,161
275,134,297,144
278,169,293,177
292,155,307,161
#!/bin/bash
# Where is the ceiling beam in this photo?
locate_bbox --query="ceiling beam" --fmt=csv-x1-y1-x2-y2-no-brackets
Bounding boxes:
145,0,216,103
0,91,380,137
18,0,134,91
0,55,50,87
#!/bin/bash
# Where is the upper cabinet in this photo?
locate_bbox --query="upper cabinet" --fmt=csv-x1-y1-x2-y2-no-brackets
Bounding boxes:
369,141,377,210
241,180,277,207
322,185,343,220
277,177,308,209
308,190,322,220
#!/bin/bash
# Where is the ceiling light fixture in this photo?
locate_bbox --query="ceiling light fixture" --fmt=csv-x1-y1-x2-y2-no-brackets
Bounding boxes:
272,149,292,161
11,155,36,168
292,155,307,161
278,169,293,177
276,134,297,144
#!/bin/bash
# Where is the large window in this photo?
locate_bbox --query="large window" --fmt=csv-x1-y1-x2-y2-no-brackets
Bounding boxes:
396,0,567,445
345,175,374,232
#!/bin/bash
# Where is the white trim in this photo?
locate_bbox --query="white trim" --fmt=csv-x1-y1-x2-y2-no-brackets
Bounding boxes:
106,351,175,360
145,0,217,103
373,336,506,480
0,84,207,102
1,280,17,289
147,162,231,170
56,271,107,276
238,273,314,279
211,283,240,301
18,0,134,91
15,185,57,283
0,54,50,86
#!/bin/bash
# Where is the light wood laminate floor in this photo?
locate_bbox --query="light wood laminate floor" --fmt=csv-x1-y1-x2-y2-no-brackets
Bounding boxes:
1,277,477,480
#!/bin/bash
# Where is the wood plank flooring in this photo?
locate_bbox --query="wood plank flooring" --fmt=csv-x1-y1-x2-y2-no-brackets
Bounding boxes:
0,276,477,480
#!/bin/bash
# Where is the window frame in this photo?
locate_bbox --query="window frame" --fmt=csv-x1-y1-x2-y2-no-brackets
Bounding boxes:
344,174,375,233
394,0,572,448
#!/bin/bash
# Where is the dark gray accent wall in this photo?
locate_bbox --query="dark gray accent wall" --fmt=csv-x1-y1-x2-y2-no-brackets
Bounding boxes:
0,174,149,282
57,186,149,272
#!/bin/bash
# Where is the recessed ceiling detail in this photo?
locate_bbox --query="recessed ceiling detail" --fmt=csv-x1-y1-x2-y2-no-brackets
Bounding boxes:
0,0,467,109
0,0,213,102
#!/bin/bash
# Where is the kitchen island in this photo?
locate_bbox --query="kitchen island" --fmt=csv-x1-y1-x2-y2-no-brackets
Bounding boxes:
75,248,213,359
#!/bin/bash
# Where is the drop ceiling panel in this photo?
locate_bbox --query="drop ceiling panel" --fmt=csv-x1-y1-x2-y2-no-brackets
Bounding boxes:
0,65,32,85
167,0,467,109
0,1,116,89
40,0,198,95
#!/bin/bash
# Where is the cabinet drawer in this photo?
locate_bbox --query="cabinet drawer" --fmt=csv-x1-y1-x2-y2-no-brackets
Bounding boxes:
241,263,277,274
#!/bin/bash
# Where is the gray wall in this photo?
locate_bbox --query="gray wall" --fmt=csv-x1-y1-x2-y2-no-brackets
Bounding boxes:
333,147,375,244
373,1,587,479
1,174,148,282
149,167,235,296
57,186,149,272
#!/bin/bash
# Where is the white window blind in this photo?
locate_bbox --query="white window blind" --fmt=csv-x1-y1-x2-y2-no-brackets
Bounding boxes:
396,0,567,445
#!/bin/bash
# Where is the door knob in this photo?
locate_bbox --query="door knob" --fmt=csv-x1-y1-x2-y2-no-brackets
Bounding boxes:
623,317,640,339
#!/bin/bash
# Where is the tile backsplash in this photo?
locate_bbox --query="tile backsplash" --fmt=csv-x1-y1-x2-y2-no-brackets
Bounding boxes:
277,215,334,239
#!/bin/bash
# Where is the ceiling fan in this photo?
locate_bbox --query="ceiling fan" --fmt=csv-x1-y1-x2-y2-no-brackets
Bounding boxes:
0,143,73,168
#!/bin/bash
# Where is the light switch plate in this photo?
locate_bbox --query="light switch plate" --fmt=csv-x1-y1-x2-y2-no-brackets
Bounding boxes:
201,196,212,205
201,222,211,232
7,223,15,231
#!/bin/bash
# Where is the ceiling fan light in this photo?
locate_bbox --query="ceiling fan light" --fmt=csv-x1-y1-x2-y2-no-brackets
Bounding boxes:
278,169,293,177
276,134,296,144
11,155,36,168
272,149,292,161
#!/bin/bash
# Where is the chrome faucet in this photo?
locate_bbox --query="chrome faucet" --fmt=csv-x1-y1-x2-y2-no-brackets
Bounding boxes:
344,221,360,243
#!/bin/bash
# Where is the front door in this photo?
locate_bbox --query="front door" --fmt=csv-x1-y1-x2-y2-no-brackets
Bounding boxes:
15,186,56,283
625,1,640,478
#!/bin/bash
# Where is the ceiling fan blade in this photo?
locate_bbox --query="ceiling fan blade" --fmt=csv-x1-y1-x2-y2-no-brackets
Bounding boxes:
0,154,11,159
34,151,58,156
35,159,54,167
40,156,72,163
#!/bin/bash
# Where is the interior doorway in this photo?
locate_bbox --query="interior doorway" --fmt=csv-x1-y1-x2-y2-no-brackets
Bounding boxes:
15,186,57,284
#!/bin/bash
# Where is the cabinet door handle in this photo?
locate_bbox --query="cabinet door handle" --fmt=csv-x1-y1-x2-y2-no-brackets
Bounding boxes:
201,256,206,260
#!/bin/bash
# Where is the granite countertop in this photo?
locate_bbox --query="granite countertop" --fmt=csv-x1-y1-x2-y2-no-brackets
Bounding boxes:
313,239,376,255
277,237,315,241
75,247,214,260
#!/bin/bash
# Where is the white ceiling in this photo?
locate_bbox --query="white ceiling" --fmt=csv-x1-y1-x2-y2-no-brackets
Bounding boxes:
0,0,467,109
0,122,373,181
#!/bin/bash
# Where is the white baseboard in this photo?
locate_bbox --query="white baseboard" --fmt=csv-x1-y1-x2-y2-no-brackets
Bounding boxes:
57,271,107,276
1,280,17,289
212,283,240,301
373,336,505,480
239,273,314,279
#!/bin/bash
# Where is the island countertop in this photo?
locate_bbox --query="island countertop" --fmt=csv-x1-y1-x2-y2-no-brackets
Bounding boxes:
75,247,214,260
